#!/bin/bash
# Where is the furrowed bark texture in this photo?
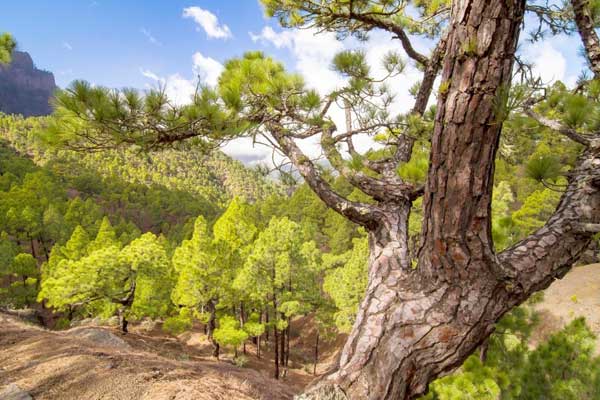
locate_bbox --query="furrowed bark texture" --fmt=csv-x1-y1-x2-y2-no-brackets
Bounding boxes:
299,1,535,399
296,2,600,399
571,0,600,78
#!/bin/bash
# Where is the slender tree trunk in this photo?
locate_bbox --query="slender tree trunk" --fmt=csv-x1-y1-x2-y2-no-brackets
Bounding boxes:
279,316,286,367
273,292,280,380
285,322,290,367
28,235,36,259
313,331,319,376
207,299,220,358
273,325,280,380
265,311,269,342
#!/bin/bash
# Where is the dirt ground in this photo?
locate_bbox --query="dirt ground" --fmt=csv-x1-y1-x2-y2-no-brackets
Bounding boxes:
0,314,303,400
1,264,598,399
532,263,600,352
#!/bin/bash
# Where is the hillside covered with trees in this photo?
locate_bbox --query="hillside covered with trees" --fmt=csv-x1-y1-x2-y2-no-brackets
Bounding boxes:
2,0,600,399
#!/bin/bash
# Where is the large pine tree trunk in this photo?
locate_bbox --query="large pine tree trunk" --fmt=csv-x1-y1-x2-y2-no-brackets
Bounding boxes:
300,1,532,399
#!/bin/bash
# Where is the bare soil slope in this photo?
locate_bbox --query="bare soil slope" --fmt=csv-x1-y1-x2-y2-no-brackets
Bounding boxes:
0,314,296,400
533,263,600,351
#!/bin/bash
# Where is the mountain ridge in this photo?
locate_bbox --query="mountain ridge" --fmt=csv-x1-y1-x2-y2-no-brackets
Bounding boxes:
0,51,56,117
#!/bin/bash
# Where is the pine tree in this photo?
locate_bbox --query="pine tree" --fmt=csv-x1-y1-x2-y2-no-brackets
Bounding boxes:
323,237,369,333
235,216,316,379
170,215,223,355
0,33,15,64
0,252,38,308
213,315,249,359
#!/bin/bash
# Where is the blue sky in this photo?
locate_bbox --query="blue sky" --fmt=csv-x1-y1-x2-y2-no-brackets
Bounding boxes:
0,1,592,163
1,1,284,88
1,1,587,88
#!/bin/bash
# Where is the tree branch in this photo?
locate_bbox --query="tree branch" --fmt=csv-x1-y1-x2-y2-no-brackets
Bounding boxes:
571,0,600,78
523,107,591,146
498,149,600,297
268,124,381,229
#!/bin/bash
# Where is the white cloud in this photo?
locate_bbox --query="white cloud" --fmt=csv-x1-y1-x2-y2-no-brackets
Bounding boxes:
249,27,427,159
140,53,223,106
250,26,345,94
250,26,292,48
62,42,73,51
140,69,164,83
221,138,272,165
183,7,232,39
192,52,224,86
523,41,567,84
140,69,195,106
140,28,162,46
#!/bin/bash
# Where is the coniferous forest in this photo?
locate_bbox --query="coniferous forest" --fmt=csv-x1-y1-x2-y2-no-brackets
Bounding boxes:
2,1,600,399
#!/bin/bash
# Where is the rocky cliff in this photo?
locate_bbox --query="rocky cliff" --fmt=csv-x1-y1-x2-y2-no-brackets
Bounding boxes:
0,51,56,116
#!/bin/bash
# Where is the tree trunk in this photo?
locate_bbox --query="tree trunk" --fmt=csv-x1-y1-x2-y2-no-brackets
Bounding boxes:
265,311,269,342
273,326,280,380
28,235,36,260
300,2,531,399
572,0,600,79
285,322,290,368
206,299,220,358
313,331,319,376
280,316,286,367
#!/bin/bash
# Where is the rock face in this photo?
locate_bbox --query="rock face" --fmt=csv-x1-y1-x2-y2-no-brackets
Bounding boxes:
0,51,57,116
0,383,33,400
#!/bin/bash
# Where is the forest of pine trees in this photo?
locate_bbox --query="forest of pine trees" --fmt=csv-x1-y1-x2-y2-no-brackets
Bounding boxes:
1,105,599,397
3,0,600,398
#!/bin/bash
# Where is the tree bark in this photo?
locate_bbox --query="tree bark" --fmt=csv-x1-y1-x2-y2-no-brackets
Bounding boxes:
313,331,319,376
571,0,600,78
274,326,280,380
206,299,220,358
299,2,534,399
285,322,290,367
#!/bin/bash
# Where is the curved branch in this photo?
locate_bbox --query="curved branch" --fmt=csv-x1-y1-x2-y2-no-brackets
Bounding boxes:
346,12,429,66
412,30,448,115
498,149,600,296
268,125,381,228
291,2,431,66
321,125,416,202
523,108,592,146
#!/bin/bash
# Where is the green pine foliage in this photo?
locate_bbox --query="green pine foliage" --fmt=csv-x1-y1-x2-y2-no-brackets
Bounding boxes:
425,315,600,400
0,33,15,64
213,315,249,352
323,236,369,332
